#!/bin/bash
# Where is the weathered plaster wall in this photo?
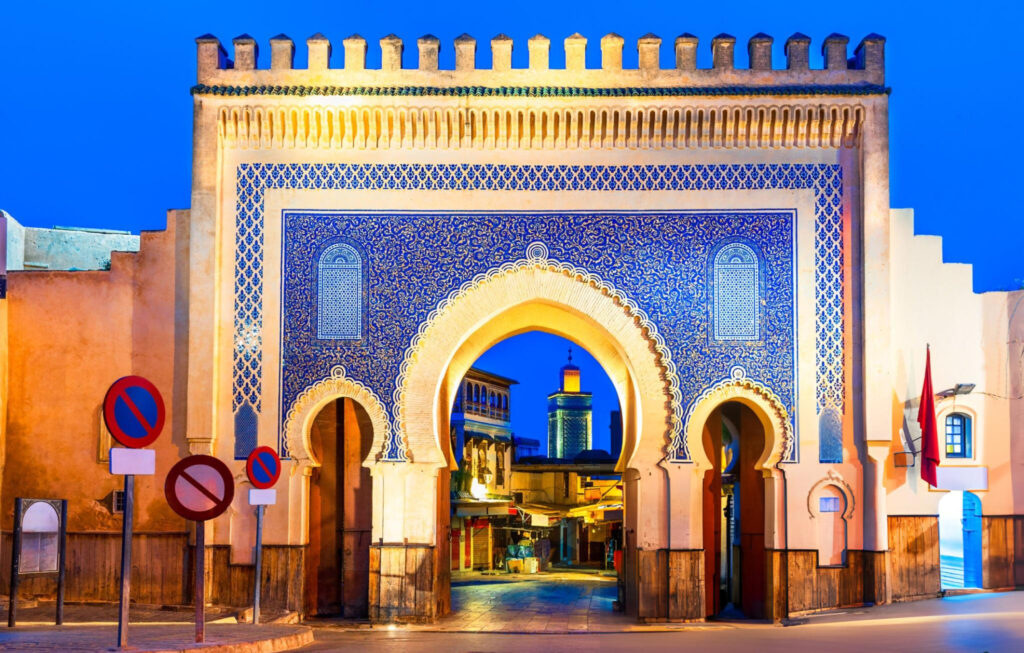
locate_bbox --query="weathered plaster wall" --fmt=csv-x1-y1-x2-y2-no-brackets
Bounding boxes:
2,212,139,272
2,211,188,533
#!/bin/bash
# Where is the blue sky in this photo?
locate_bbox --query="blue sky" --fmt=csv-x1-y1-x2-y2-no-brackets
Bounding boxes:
2,1,1019,291
3,1,1020,454
475,332,619,456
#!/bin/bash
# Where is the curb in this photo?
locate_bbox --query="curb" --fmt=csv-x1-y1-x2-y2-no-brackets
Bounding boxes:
144,626,314,653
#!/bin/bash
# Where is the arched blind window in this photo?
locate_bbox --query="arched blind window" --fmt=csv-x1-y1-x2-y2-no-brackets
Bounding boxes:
713,243,760,341
317,243,362,340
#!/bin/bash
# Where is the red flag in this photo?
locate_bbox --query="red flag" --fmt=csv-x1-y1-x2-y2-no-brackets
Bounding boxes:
918,347,940,487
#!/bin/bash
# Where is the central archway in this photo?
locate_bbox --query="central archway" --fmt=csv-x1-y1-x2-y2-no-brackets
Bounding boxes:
392,246,677,619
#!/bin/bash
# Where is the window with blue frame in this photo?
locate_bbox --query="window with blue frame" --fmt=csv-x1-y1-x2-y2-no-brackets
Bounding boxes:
819,496,841,513
317,242,362,340
945,413,972,458
713,242,760,341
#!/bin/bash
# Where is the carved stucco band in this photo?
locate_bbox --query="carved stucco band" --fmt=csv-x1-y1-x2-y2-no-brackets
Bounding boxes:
682,366,793,468
283,365,393,467
217,103,864,151
393,241,681,464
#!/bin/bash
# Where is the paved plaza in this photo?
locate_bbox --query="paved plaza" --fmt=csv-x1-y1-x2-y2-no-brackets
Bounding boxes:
299,590,1024,652
442,571,630,632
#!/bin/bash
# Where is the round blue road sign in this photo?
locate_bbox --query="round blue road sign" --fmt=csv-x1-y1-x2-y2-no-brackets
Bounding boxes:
103,376,165,448
245,446,281,490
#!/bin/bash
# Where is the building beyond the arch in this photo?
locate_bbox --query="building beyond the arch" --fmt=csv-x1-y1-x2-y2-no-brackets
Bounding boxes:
1,30,1023,622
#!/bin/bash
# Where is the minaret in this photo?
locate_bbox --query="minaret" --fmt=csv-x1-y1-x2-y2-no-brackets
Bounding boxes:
547,348,593,459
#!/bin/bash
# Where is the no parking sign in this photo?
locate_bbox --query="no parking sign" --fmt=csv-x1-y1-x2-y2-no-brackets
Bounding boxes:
245,446,281,490
102,374,165,649
244,446,281,625
103,376,165,448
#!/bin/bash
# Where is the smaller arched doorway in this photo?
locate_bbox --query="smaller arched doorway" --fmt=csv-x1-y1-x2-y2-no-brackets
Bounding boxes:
939,490,983,589
305,397,375,617
701,401,769,619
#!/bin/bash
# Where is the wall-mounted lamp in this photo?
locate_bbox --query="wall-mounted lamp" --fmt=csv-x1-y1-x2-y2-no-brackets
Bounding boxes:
937,383,976,398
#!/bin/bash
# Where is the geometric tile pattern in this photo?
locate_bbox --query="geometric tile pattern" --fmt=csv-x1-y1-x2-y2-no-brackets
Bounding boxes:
232,163,845,460
194,83,889,99
713,242,760,341
316,242,362,340
280,210,796,462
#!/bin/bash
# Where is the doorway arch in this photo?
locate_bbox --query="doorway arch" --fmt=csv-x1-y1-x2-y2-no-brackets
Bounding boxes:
280,367,386,617
303,395,375,616
391,246,677,619
687,372,790,620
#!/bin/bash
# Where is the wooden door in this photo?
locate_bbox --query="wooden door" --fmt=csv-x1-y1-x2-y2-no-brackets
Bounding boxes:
963,492,983,588
737,406,766,619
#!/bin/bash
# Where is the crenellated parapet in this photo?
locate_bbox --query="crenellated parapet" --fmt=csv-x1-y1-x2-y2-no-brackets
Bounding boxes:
195,32,886,151
193,31,886,91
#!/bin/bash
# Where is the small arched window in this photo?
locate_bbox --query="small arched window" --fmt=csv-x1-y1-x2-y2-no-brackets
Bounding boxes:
945,413,972,458
317,242,362,340
713,242,760,341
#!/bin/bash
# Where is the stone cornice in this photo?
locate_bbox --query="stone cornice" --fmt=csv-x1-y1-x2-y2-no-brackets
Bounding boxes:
194,83,888,98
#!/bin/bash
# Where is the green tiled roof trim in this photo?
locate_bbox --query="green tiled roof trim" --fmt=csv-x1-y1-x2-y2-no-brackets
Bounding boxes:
191,84,889,98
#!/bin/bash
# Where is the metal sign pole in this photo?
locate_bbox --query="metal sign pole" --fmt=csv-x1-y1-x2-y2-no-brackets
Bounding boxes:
56,500,68,625
8,498,23,628
253,505,264,625
195,520,205,643
117,474,134,648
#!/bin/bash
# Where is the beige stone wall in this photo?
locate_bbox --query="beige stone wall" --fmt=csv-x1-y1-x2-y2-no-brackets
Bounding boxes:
887,208,1020,515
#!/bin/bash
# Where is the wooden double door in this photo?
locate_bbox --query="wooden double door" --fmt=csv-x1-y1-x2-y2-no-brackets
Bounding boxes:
702,403,767,619
306,397,374,617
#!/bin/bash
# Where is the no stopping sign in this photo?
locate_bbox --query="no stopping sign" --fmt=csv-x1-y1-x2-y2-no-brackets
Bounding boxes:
165,455,235,522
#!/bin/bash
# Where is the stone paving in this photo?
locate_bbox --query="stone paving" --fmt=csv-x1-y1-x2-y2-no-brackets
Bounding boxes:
298,591,1024,652
438,571,635,632
0,623,313,652
0,602,312,651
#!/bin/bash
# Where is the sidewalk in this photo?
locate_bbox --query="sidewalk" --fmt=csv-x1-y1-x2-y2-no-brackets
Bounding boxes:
0,602,313,652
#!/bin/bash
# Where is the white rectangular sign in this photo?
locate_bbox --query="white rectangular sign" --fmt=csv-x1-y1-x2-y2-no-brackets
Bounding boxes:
109,448,155,475
249,489,277,506
936,466,988,491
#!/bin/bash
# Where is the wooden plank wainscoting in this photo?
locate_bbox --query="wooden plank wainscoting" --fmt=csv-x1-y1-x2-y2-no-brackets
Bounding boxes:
887,515,941,601
633,549,704,621
0,532,189,605
777,550,876,616
0,533,306,612
1014,516,1024,587
981,516,1017,590
206,545,304,612
368,543,436,622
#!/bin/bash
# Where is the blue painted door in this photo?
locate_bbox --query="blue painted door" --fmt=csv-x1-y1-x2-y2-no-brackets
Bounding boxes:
962,492,983,588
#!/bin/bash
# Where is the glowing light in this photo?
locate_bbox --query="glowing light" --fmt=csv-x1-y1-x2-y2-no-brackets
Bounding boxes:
470,478,489,500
